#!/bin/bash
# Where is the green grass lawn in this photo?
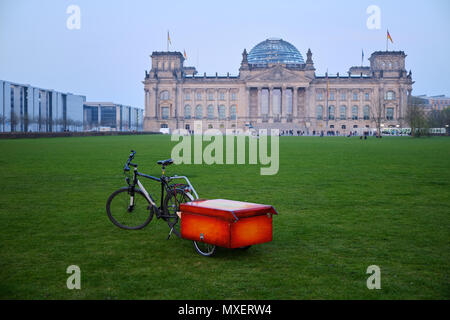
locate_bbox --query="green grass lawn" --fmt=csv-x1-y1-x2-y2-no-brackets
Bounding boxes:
0,135,449,299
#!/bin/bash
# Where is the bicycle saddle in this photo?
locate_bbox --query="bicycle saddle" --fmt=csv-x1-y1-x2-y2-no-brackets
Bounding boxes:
157,159,174,166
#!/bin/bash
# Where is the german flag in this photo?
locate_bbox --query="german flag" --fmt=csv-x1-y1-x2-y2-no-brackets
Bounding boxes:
387,30,393,43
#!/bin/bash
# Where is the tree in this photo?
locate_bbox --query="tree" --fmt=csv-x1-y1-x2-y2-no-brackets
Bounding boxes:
405,96,428,137
370,93,384,137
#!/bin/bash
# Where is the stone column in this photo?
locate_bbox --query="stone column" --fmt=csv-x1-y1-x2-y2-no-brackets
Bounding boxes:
293,87,298,118
153,87,158,119
257,87,261,118
281,85,286,117
246,87,251,122
268,87,273,117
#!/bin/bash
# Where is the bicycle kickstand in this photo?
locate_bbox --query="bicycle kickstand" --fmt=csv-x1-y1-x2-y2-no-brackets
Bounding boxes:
167,227,174,240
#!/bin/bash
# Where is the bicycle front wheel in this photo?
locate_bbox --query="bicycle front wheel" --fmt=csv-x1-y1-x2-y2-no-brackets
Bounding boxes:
106,187,154,230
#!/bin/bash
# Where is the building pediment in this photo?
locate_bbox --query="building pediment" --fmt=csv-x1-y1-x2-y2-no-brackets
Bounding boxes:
245,65,312,84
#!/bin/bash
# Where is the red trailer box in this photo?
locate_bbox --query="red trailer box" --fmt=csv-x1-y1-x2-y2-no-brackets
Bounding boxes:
180,199,278,249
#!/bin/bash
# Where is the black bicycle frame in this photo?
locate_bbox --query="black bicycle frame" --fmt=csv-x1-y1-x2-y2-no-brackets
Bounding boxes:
129,168,173,217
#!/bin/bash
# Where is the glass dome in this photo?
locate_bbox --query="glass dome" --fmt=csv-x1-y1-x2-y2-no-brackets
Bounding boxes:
247,38,304,65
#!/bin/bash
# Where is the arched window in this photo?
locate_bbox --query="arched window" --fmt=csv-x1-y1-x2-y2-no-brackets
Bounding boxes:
340,106,347,120
195,105,203,119
230,105,237,120
363,105,370,120
207,105,214,119
218,105,226,120
328,105,335,120
316,105,323,120
385,90,396,100
160,90,169,100
184,105,191,119
352,106,358,120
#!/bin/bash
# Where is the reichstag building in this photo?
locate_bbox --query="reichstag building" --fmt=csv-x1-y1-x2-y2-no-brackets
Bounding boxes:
143,38,413,135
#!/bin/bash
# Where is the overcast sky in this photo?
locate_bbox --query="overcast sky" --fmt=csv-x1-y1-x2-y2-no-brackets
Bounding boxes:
1,0,449,108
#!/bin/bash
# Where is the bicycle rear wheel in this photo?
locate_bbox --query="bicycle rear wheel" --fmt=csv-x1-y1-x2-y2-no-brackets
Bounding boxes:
163,188,193,237
106,187,154,230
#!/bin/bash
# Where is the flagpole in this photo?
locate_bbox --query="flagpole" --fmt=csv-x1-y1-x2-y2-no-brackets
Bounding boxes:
386,29,388,52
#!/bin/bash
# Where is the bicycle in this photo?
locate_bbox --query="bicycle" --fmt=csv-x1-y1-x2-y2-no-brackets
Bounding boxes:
106,150,199,239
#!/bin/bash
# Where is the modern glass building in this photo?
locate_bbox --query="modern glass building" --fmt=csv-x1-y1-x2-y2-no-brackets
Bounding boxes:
1,80,144,133
83,102,144,132
0,80,86,132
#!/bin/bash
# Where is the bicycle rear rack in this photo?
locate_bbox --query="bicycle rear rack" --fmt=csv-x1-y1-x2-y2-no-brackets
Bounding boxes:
170,175,199,200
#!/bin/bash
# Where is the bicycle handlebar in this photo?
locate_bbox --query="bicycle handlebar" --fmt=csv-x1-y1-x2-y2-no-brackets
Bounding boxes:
124,150,137,172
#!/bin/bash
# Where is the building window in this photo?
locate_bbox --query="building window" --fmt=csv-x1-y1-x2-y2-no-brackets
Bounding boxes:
184,105,191,119
328,105,335,120
208,124,213,129
385,90,396,100
207,105,214,119
219,92,225,100
386,107,394,120
317,105,323,120
341,125,346,129
161,123,168,128
160,91,169,100
341,92,346,100
352,106,358,120
317,92,323,101
196,92,202,100
365,93,370,101
353,92,358,101
230,105,236,120
207,92,214,101
353,125,358,128
218,105,226,120
195,105,203,119
340,106,347,120
185,92,191,100
329,92,335,101
161,107,169,119
363,105,370,120
231,92,237,101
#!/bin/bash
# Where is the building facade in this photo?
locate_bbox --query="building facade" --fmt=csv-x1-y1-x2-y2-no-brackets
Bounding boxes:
415,95,450,111
83,102,144,131
143,38,414,135
0,80,86,132
0,80,144,133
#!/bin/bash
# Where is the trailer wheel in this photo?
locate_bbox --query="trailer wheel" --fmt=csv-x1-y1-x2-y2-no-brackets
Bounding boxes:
193,241,216,257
